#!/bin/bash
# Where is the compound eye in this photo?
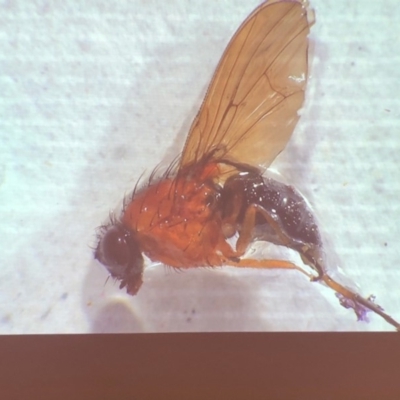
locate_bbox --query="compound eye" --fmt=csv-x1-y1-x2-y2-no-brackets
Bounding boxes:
95,224,144,296
96,225,130,271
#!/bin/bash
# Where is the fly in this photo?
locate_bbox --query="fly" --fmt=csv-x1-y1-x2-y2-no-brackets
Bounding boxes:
95,0,400,331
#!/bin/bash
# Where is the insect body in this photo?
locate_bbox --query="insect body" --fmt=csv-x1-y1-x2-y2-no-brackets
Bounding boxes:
221,169,324,275
95,0,399,330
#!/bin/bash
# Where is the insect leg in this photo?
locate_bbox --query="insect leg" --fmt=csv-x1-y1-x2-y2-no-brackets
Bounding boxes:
234,204,400,330
321,275,400,331
221,190,243,240
225,258,314,280
235,203,292,255
236,203,324,278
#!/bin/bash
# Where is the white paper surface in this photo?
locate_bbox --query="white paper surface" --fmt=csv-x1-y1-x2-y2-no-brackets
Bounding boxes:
1,0,399,333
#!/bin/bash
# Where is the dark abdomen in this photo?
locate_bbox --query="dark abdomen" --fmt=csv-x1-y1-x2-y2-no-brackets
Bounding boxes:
221,171,322,257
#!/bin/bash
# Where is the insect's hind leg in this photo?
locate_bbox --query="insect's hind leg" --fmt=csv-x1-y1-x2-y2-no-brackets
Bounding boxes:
235,203,323,279
226,258,400,331
321,274,400,331
231,204,400,331
225,258,314,280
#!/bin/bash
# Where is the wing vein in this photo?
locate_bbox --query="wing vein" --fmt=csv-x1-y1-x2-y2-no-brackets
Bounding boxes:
180,1,311,172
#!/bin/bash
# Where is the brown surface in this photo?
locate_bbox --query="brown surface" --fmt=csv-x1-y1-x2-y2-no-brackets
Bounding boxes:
0,333,399,399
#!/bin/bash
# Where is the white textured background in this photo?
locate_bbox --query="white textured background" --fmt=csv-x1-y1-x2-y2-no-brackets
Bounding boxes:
1,0,399,333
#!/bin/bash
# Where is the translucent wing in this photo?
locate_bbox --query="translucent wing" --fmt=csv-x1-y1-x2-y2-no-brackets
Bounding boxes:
180,0,313,171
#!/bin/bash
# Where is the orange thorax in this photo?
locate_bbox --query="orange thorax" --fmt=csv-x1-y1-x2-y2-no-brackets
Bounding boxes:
122,165,231,267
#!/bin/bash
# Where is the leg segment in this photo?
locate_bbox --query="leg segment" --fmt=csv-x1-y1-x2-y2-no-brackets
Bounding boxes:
235,203,324,278
236,204,292,255
226,258,314,280
321,275,400,331
223,198,400,330
226,257,400,331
